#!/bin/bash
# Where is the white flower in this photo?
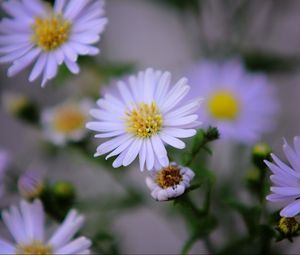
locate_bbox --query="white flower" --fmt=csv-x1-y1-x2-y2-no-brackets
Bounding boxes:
265,137,300,217
42,100,91,145
187,59,278,144
86,68,202,171
0,0,107,87
0,149,10,198
145,163,195,201
0,200,91,255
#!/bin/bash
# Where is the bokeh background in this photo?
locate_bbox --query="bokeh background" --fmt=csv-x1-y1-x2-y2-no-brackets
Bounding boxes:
1,0,300,253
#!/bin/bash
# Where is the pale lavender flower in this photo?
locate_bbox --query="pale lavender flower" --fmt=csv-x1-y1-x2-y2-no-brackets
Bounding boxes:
186,59,278,144
146,162,195,201
265,137,300,217
0,200,91,254
0,0,107,87
86,68,202,171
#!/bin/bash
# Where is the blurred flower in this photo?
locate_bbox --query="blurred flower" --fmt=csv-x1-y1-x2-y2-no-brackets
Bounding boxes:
0,200,91,254
187,59,277,144
18,170,44,200
265,137,300,217
145,162,195,201
2,92,40,125
42,100,91,145
0,0,107,87
0,149,10,198
86,68,202,171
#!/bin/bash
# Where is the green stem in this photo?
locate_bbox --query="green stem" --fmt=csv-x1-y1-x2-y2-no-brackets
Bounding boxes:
203,181,212,215
181,234,198,255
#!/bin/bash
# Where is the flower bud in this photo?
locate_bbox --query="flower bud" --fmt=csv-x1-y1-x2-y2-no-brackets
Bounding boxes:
18,170,44,200
52,181,75,203
252,143,272,169
3,93,39,125
278,217,300,236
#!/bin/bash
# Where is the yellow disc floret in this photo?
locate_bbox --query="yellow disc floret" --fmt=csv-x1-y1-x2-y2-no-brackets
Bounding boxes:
207,90,240,120
33,15,71,51
156,165,182,189
126,102,163,138
16,241,52,255
52,104,86,134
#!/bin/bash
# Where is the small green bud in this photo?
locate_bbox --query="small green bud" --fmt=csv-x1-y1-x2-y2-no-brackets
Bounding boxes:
52,181,75,202
278,217,300,236
252,143,272,169
205,126,220,141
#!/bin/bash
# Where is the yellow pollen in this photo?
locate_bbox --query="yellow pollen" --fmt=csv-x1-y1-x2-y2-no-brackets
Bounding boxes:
126,102,163,138
52,104,86,134
207,90,240,120
156,165,182,189
32,15,71,51
16,241,52,255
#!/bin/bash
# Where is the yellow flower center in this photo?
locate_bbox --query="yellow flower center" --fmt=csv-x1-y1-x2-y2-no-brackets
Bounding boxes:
32,15,71,51
126,102,163,138
156,165,182,189
16,241,52,255
52,104,86,134
207,90,240,120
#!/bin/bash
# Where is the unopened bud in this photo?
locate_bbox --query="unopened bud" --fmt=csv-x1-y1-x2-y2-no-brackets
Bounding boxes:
3,93,39,124
18,170,44,200
252,143,272,169
52,181,75,202
278,217,300,236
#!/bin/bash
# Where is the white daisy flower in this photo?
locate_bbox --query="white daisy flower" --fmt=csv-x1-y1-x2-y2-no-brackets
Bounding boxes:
187,59,278,144
0,200,91,255
265,137,300,217
86,68,202,171
42,99,91,145
145,162,195,201
0,0,107,87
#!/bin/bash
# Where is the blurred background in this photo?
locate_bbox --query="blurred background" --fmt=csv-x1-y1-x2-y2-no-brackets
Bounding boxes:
1,0,300,253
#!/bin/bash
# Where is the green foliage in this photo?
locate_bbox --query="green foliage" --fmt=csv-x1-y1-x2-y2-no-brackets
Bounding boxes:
182,127,219,166
40,181,76,222
243,51,300,73
92,230,120,255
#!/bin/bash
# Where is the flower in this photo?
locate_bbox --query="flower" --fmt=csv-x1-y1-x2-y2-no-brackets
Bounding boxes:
186,59,277,144
42,100,91,145
265,137,300,217
0,149,10,198
18,170,44,200
0,0,107,87
0,200,91,254
145,163,195,201
86,68,202,171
